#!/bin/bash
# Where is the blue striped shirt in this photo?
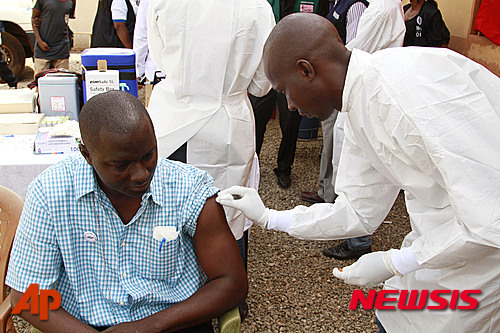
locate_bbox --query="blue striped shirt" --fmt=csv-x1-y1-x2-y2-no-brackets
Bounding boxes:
6,155,219,327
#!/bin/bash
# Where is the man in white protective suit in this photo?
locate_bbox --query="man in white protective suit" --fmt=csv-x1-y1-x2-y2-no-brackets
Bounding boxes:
217,11,500,333
146,0,275,258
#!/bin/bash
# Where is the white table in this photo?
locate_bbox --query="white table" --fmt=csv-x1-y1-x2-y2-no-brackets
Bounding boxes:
0,134,79,197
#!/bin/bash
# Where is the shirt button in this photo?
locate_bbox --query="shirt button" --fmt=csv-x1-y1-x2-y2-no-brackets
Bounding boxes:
121,242,126,247
119,301,125,306
122,273,127,278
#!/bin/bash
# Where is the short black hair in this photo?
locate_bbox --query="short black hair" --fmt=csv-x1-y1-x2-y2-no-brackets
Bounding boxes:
79,90,153,152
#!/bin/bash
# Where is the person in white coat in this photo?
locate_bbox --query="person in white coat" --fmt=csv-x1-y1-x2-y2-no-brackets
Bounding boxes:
146,0,276,258
217,12,500,333
133,0,163,84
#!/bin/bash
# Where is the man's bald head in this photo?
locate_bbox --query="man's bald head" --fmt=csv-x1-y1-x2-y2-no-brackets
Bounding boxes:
263,13,350,119
79,90,154,152
263,13,345,80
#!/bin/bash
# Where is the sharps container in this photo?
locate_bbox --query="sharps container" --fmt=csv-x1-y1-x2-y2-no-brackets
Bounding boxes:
38,73,81,120
81,48,138,102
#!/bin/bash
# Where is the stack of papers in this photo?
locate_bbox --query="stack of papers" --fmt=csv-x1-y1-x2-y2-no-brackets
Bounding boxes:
0,113,45,135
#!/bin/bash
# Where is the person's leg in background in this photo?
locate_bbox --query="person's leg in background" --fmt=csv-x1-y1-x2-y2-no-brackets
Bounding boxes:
34,58,70,76
52,58,70,70
34,58,52,76
274,92,301,188
301,110,339,204
249,89,277,156
0,52,17,88
322,112,372,260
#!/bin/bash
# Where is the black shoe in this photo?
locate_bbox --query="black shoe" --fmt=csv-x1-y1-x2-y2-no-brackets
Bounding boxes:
301,191,325,204
322,241,371,260
273,169,291,188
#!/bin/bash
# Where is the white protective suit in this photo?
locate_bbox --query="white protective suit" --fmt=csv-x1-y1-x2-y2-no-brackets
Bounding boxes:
147,0,275,238
272,47,500,332
332,0,407,189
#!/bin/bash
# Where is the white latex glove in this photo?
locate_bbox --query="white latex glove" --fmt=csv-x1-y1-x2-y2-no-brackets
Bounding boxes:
332,250,402,287
216,186,270,228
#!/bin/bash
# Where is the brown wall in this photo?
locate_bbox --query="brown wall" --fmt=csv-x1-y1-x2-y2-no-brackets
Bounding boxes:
403,0,500,77
449,34,500,77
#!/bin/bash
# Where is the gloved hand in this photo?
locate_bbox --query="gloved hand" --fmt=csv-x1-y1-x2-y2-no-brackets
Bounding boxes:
332,250,402,287
216,186,270,228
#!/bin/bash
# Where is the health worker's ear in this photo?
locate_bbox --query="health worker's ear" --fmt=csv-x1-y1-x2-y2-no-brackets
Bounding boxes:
296,59,315,81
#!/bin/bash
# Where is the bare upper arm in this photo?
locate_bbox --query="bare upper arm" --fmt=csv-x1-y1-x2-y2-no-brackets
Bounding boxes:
113,21,127,30
192,196,247,285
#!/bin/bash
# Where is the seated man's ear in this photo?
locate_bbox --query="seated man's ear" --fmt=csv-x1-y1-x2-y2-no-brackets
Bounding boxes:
79,144,93,166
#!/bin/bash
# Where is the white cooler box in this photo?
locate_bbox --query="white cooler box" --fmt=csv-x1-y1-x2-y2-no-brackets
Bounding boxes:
38,73,80,120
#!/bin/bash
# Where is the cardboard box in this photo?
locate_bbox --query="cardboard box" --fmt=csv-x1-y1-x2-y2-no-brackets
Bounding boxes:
0,88,35,114
34,131,80,155
0,113,44,135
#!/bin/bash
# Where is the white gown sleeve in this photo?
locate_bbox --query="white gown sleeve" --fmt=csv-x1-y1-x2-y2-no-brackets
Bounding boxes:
270,127,400,241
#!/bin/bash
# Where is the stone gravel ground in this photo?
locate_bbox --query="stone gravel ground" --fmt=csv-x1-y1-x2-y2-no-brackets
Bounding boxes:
7,52,412,332
243,120,411,333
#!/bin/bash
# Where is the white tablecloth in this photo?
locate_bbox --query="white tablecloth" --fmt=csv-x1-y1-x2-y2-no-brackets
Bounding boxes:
0,134,78,197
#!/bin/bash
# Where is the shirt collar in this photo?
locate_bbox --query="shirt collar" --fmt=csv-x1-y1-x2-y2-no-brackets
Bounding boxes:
148,164,164,206
75,155,97,199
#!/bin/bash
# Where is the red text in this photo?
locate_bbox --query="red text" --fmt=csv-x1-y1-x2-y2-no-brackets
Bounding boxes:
349,289,481,310
12,284,61,320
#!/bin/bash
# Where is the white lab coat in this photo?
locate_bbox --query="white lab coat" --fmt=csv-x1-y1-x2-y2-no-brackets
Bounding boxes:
281,48,500,332
332,0,406,195
147,0,275,239
133,0,161,81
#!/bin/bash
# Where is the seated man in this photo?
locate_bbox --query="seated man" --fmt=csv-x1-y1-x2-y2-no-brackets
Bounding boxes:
6,90,247,332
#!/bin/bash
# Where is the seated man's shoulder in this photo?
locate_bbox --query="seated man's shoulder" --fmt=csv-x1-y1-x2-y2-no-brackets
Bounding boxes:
157,158,214,185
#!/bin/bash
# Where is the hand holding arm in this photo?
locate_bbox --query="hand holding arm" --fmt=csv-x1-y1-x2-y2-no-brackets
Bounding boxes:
216,186,270,228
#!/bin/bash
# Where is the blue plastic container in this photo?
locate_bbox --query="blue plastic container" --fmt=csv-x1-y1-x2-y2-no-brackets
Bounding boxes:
298,115,319,139
81,48,138,102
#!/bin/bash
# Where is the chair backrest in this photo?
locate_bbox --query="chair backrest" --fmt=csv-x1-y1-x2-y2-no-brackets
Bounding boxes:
0,186,23,302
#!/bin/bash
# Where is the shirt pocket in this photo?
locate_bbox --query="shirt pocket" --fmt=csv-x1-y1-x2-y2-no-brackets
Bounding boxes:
135,235,185,282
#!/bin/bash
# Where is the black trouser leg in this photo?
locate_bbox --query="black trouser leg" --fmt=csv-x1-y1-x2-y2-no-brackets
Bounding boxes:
249,89,277,156
275,93,301,175
168,142,187,163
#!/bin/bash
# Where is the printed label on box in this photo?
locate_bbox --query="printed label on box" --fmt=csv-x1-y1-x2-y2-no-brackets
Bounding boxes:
50,96,66,112
85,70,120,100
300,4,314,12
